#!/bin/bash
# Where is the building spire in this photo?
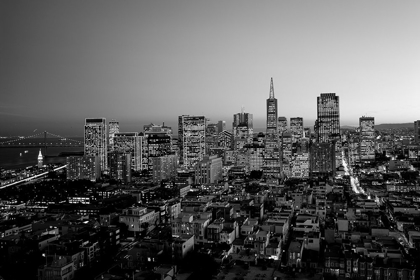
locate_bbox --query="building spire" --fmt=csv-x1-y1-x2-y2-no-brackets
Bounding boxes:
269,77,274,99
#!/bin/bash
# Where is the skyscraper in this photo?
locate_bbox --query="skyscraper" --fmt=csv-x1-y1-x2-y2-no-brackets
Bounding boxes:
217,121,226,133
145,130,172,173
108,119,119,150
359,117,375,161
233,109,253,129
290,117,304,142
84,118,107,171
315,93,341,169
266,78,278,150
264,78,281,178
316,93,340,143
178,115,206,168
233,109,253,150
113,132,142,171
278,117,288,135
108,151,131,183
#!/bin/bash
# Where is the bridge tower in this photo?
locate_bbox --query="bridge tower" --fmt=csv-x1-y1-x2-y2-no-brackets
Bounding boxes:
44,131,48,156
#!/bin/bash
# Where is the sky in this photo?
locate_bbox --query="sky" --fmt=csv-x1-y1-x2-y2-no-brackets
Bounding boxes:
1,0,420,136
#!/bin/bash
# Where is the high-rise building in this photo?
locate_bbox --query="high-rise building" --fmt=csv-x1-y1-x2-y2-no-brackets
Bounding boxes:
178,115,206,168
233,109,253,151
108,119,119,150
266,78,278,149
151,154,178,183
145,131,172,173
67,156,101,181
108,152,131,183
84,118,107,171
217,121,226,133
113,132,141,171
316,93,340,143
278,117,288,135
290,117,304,142
144,123,172,136
415,120,420,143
359,117,375,161
264,78,280,178
206,123,219,153
233,109,253,129
315,93,341,168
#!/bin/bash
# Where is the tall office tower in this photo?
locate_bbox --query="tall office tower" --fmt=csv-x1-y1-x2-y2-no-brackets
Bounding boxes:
266,78,278,149
108,152,131,183
66,156,101,181
415,120,420,143
278,117,288,135
359,117,375,161
145,130,172,173
264,78,280,178
233,109,253,129
108,119,119,150
316,93,341,168
217,121,226,133
206,123,219,153
233,109,253,150
316,93,340,143
113,132,141,171
144,123,172,136
290,117,304,142
178,115,206,168
84,118,107,171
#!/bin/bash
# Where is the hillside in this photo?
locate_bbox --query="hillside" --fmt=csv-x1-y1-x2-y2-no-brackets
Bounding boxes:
375,123,413,130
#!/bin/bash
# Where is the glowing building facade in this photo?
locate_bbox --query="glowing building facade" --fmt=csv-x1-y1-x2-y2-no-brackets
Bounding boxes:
66,156,101,181
278,117,288,135
315,93,341,168
108,119,119,150
316,93,340,143
108,152,131,183
264,78,281,178
84,118,107,171
359,117,375,161
113,132,141,171
290,117,304,143
178,115,206,168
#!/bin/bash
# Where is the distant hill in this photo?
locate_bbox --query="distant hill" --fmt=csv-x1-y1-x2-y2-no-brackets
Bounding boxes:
341,126,356,130
340,123,414,131
375,123,413,130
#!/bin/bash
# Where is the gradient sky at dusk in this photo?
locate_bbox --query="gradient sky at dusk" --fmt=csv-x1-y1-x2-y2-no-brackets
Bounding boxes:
1,0,420,136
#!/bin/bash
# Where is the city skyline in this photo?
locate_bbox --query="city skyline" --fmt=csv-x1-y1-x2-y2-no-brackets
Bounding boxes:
1,1,420,136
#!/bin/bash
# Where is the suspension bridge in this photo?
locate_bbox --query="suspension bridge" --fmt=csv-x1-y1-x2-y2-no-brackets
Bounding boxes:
0,131,83,149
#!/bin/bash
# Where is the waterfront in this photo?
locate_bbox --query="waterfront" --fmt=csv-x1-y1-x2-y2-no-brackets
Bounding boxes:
0,137,83,170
